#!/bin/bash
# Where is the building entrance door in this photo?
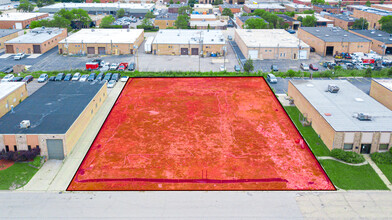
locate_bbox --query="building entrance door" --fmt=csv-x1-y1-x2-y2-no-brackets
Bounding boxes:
360,144,371,154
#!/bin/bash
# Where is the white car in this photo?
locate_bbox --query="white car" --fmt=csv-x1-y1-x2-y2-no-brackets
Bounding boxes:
120,76,129,82
14,53,25,60
1,74,14,82
300,63,310,71
219,65,226,71
110,63,119,70
72,72,81,81
79,74,89,82
107,79,116,88
37,74,48,83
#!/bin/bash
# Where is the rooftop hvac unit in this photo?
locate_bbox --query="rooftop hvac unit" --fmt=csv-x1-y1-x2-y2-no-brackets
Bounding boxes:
20,120,30,129
327,84,339,93
356,113,372,121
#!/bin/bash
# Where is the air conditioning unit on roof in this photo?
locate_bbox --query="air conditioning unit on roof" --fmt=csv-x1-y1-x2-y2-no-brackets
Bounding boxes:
328,84,339,93
20,120,30,129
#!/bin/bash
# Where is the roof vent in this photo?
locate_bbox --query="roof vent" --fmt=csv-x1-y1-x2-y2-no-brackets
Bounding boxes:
325,34,329,37
371,31,375,34
344,34,348,37
20,120,30,129
316,29,320,32
356,113,372,121
377,34,382,37
327,84,339,93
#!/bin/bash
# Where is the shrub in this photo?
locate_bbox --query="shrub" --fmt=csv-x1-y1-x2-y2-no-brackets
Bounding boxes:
371,151,392,164
287,69,296,77
0,147,40,162
330,149,365,164
28,156,43,167
365,67,372,77
243,59,254,72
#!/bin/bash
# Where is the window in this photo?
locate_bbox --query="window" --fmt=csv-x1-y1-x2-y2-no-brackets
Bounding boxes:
95,103,98,108
21,92,23,97
28,145,31,151
91,109,93,114
343,144,353,150
14,145,17,151
5,145,9,152
379,144,389,151
36,145,40,149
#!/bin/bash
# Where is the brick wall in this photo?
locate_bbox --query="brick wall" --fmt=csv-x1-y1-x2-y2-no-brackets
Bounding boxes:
324,15,355,30
0,14,49,29
370,80,392,111
151,43,224,55
349,30,391,55
352,9,383,29
154,19,176,29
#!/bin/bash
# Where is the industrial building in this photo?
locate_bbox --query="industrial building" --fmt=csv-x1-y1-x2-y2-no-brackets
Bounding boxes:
284,3,312,12
288,80,392,154
0,13,49,29
0,82,107,159
154,13,177,29
324,14,357,30
193,4,213,14
293,0,338,6
85,0,118,2
219,3,242,14
350,5,392,29
5,27,67,54
0,29,23,50
39,3,155,16
293,14,334,27
58,29,144,55
151,29,226,56
370,79,392,111
234,29,310,60
277,14,300,30
168,3,186,13
243,3,286,13
372,4,392,11
349,29,392,55
312,5,340,14
235,15,268,29
0,82,27,119
190,14,228,30
298,27,371,56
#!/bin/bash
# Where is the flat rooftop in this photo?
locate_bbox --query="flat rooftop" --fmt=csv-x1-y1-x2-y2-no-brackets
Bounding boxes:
296,0,338,2
238,15,268,24
168,3,187,8
190,20,227,27
350,5,392,16
372,4,392,10
194,4,213,9
0,82,25,101
284,3,311,9
326,13,357,22
190,14,216,20
6,27,64,44
373,79,392,91
0,82,104,134
155,13,178,20
245,3,286,10
277,14,296,22
0,12,47,21
220,3,242,9
59,29,143,44
300,27,371,42
313,4,339,9
314,14,333,22
235,29,309,48
350,29,392,44
153,29,225,45
39,3,155,12
0,29,20,38
290,80,392,132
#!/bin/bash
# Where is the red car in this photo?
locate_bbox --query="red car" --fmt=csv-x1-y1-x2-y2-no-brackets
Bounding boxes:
22,75,33,83
118,62,128,71
309,64,319,71
86,62,99,70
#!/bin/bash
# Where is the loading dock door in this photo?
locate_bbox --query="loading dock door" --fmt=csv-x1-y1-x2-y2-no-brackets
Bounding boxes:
87,47,95,54
98,47,106,55
15,23,22,29
191,48,199,55
299,50,307,59
248,50,258,59
33,45,41,54
386,47,392,55
46,139,64,160
326,46,334,56
181,48,188,55
6,45,14,53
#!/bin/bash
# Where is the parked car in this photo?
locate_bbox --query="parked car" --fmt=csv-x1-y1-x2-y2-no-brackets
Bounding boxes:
96,72,105,81
107,79,117,88
79,74,89,82
92,59,104,67
227,35,233,40
267,74,277,84
271,65,279,71
100,62,110,71
14,53,25,60
300,63,310,71
48,76,56,81
22,75,34,83
286,29,295,34
234,65,241,72
55,73,65,81
111,73,121,82
3,66,13,74
110,63,119,70
1,74,14,82
120,76,129,82
118,63,128,71
72,72,81,81
219,65,226,71
10,77,23,82
309,64,319,71
37,74,48,83
103,73,112,81
86,62,99,70
87,73,96,81
128,62,135,71
64,73,72,81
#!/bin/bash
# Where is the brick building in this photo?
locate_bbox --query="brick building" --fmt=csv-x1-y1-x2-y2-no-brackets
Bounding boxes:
284,3,312,12
151,29,226,56
0,82,27,119
219,3,242,14
0,13,49,29
298,27,371,56
193,4,213,14
350,5,392,30
312,5,340,14
58,29,144,55
5,27,67,54
243,3,286,13
372,4,392,11
324,14,357,30
154,13,177,29
288,80,392,154
85,0,118,2
0,29,23,50
294,14,334,27
235,15,268,29
235,29,310,60
293,0,338,6
370,79,392,111
168,3,187,13
350,29,392,55
224,0,245,4
341,0,390,6
277,14,301,30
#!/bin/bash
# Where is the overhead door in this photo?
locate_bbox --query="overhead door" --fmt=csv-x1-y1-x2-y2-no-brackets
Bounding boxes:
191,48,199,55
87,47,95,54
6,45,14,53
33,45,41,54
15,22,22,29
46,139,64,160
180,48,188,55
299,50,307,59
98,47,106,55
248,50,258,59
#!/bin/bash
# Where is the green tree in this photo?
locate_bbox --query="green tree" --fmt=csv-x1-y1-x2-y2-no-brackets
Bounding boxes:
56,9,74,21
175,14,189,29
72,9,92,27
212,0,223,5
188,0,196,7
351,18,368,29
169,0,173,4
243,59,254,72
93,0,100,2
311,0,325,4
51,15,72,28
178,6,192,15
100,15,115,28
137,18,155,30
297,16,303,22
176,1,180,3
379,15,392,33
116,9,125,18
365,0,371,6
302,15,317,27
244,18,268,29
221,8,233,18
17,0,35,12
302,10,314,14
145,11,156,19
365,67,372,77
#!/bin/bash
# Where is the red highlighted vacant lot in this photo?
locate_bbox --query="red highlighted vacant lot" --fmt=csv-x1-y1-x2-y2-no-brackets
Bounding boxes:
68,77,334,191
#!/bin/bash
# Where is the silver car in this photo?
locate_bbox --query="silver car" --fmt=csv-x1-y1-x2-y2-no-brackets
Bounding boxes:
107,79,116,88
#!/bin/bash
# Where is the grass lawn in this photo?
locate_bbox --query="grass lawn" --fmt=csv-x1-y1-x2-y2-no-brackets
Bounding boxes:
0,162,39,190
284,106,330,157
376,163,392,183
320,160,388,190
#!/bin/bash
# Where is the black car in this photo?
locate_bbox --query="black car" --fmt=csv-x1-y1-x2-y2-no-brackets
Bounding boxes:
96,72,104,81
64,73,72,81
111,73,121,82
49,76,56,81
87,73,96,81
55,73,65,81
10,77,23,82
128,62,135,71
103,73,112,81
271,65,279,71
3,66,13,74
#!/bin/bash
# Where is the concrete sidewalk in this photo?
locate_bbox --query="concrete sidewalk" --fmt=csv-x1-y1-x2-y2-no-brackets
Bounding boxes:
18,160,62,191
364,155,392,190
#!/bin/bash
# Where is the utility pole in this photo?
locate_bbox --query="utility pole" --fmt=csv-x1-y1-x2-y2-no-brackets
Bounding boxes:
223,46,227,71
133,45,138,70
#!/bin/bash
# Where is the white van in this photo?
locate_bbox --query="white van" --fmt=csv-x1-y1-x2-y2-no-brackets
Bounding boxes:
72,72,81,81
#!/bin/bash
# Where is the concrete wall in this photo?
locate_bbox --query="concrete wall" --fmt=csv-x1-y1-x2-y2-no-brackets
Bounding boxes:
0,31,21,50
370,80,392,111
349,30,391,55
154,19,176,29
352,9,383,29
0,83,27,119
151,43,224,55
0,14,49,29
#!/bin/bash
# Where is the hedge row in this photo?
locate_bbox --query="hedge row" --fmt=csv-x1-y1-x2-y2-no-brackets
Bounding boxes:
330,149,365,164
371,149,392,164
0,148,41,162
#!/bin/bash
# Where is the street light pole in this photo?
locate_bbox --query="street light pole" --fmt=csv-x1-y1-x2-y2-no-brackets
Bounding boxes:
133,45,138,71
223,46,227,71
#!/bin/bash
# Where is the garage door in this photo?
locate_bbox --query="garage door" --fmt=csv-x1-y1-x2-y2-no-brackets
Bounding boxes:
87,47,95,54
180,48,188,55
6,45,14,53
15,22,22,29
98,47,106,55
46,139,64,160
299,50,307,59
191,48,199,55
33,45,41,54
248,50,258,59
